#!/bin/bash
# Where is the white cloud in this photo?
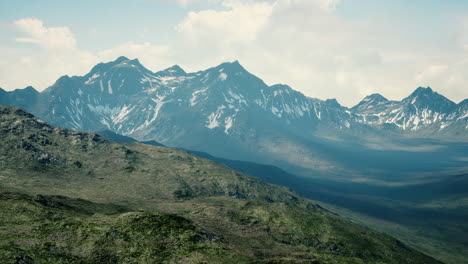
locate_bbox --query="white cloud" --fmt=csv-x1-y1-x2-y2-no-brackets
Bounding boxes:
14,18,76,50
173,0,467,106
0,18,97,90
0,19,172,91
176,1,273,47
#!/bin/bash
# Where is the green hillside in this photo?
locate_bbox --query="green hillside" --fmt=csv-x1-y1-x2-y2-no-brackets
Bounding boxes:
0,105,441,263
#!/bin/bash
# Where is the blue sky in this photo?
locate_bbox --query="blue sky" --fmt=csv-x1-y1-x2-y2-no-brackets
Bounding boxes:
1,0,467,106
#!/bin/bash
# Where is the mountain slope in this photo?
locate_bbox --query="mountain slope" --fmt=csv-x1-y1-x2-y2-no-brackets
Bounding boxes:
0,105,441,264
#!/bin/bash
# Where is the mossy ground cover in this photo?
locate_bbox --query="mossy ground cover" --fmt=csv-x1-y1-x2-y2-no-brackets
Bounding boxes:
0,191,244,264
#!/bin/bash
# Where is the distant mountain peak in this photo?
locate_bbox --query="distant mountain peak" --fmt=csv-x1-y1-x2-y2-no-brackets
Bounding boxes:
83,56,153,84
113,57,144,68
409,86,434,97
167,64,185,73
216,60,246,73
155,65,186,77
367,93,388,101
115,56,130,63
352,93,389,111
361,93,389,105
403,86,455,109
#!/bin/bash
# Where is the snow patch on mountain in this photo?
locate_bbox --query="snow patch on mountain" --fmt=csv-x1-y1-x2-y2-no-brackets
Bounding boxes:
108,80,113,94
87,104,122,118
219,72,228,81
206,105,226,129
85,73,100,85
190,87,208,106
148,97,166,124
227,89,247,106
224,116,233,134
112,105,135,124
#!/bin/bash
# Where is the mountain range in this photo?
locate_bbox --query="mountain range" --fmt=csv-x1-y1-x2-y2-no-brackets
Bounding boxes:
1,56,466,179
